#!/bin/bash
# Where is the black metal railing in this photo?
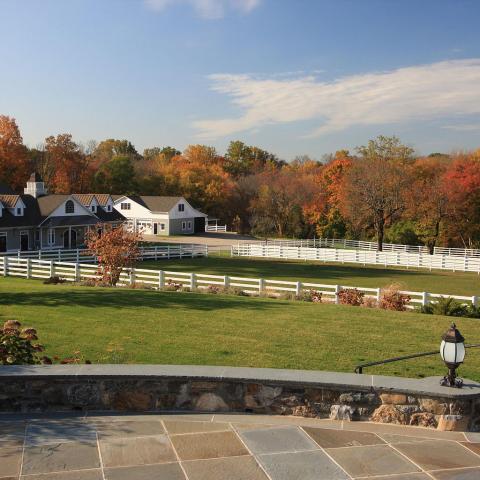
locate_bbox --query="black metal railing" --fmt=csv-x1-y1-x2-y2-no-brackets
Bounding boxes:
354,343,480,374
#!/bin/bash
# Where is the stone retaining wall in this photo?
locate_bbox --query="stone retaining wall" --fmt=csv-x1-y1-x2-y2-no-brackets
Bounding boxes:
1,365,479,432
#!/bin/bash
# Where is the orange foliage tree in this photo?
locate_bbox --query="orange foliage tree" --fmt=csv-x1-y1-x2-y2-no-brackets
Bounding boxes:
0,115,29,190
85,225,141,286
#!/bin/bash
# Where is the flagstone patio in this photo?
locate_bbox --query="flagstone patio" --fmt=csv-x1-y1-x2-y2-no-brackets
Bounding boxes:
1,412,479,480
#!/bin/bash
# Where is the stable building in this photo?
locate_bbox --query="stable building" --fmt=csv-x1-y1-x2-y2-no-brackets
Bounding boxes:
113,195,207,236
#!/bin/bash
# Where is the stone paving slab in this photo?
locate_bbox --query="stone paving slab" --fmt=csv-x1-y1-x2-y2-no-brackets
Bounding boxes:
2,412,480,480
258,450,350,480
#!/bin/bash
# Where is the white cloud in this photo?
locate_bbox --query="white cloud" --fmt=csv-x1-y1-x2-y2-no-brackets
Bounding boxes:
144,0,261,19
193,59,480,139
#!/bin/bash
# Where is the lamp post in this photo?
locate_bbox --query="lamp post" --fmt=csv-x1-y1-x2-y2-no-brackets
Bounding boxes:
439,323,465,388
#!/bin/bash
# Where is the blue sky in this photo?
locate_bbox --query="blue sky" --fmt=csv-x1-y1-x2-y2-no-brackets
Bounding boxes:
1,0,480,160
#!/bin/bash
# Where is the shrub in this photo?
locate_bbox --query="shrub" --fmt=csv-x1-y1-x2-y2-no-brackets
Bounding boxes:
0,320,51,365
338,288,364,306
164,279,183,291
43,276,66,285
362,296,378,309
465,305,480,319
380,284,411,311
298,289,322,303
207,284,221,294
420,296,468,317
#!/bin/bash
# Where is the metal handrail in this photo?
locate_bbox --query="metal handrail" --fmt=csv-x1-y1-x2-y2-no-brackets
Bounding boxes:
354,343,480,374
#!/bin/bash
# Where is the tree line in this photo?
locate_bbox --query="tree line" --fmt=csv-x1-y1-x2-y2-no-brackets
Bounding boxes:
1,115,479,250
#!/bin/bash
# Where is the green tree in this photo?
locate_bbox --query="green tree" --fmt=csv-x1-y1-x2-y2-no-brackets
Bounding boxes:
94,156,137,194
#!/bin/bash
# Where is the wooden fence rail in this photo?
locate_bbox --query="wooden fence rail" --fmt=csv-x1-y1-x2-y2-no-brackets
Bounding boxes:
261,238,480,257
2,244,208,263
232,244,480,274
0,256,477,310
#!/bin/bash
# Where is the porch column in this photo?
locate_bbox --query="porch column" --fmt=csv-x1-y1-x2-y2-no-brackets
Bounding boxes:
39,228,42,249
69,226,72,249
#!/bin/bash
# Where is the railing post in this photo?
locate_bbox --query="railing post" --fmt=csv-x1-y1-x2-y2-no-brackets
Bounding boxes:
421,291,429,307
334,285,341,304
3,256,7,276
38,250,42,260
26,258,31,279
58,250,61,262
76,249,80,263
180,244,183,259
50,260,54,278
295,281,302,296
224,275,230,289
190,272,196,290
158,270,165,289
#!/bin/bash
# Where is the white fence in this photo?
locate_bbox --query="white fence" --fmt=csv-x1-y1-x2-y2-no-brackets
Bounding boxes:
205,225,227,233
261,238,480,257
232,244,480,274
2,244,208,263
0,257,477,310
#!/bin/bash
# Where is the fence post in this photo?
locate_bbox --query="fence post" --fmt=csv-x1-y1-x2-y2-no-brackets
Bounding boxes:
334,285,341,304
295,281,302,296
76,249,80,263
205,245,209,257
74,262,80,282
158,270,165,289
17,250,20,259
230,245,234,257
190,273,197,290
155,246,158,261
376,287,381,303
58,250,61,262
180,245,183,259
472,296,479,308
38,250,42,260
259,278,265,294
421,291,429,307
50,260,54,278
3,256,7,276
130,268,135,285
26,258,31,279
167,245,170,259
224,275,230,289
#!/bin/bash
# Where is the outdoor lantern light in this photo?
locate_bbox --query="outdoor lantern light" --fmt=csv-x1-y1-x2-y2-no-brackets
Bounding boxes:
440,323,465,388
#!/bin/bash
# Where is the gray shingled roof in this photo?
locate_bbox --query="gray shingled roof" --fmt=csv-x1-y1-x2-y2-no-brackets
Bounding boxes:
129,196,184,213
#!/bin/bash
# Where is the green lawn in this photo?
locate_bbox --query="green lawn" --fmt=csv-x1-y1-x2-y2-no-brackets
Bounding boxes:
1,276,480,381
137,256,480,296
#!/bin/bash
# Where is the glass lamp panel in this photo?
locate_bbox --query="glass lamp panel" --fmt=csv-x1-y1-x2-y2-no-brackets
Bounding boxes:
456,342,466,363
440,340,465,364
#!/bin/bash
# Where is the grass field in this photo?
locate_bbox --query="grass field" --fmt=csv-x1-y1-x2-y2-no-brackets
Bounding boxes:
1,276,480,381
138,255,480,296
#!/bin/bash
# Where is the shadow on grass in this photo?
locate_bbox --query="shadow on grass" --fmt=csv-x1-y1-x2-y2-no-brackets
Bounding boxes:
0,287,288,312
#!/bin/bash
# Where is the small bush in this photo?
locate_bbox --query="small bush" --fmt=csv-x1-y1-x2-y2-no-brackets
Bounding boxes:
0,320,50,365
380,284,411,311
420,296,468,317
362,296,378,309
207,284,221,294
338,288,364,306
43,276,66,285
298,289,322,303
164,279,183,291
465,305,480,319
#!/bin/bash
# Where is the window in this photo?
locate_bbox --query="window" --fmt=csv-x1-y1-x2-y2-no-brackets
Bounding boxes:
16,207,22,216
48,229,55,245
91,205,96,213
107,204,112,212
178,203,185,212
121,202,131,210
65,200,74,214
187,221,192,230
182,221,186,231
160,223,165,231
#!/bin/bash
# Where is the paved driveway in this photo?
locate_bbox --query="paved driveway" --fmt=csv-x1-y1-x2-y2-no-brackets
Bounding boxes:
1,412,480,479
142,232,260,248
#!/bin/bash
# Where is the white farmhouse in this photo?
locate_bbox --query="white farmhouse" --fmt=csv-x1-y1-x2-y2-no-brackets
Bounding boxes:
112,195,207,236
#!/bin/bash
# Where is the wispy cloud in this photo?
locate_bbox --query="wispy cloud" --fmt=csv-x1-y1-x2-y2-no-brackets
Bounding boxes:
193,59,480,139
144,0,261,19
442,123,480,132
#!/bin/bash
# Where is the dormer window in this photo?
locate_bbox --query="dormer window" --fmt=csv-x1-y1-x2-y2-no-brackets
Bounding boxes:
121,202,131,210
178,203,185,212
65,200,74,214
107,204,112,212
91,205,97,213
16,207,23,216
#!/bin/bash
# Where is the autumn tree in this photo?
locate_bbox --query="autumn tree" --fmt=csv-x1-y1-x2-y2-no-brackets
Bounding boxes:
93,156,137,194
44,134,91,193
405,156,450,253
341,136,413,251
0,115,29,190
85,224,141,286
442,150,480,248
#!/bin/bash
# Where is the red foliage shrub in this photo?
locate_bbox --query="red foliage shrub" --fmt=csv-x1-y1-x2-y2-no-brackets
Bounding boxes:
338,288,364,306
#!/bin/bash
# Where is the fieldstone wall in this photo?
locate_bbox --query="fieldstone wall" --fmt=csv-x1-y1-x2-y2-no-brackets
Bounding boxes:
1,365,479,432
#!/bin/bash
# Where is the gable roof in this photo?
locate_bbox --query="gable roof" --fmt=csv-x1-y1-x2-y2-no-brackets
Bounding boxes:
37,195,72,217
0,195,21,208
0,195,42,228
128,196,183,213
72,194,97,206
28,172,43,182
